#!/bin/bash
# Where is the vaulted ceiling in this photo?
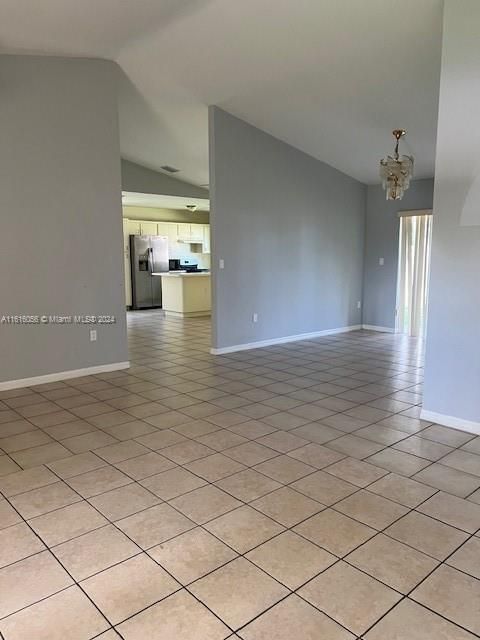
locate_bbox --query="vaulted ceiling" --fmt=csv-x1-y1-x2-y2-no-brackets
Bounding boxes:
0,0,443,186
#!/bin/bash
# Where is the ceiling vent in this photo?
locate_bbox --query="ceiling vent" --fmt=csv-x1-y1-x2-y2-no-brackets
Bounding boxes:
161,165,180,174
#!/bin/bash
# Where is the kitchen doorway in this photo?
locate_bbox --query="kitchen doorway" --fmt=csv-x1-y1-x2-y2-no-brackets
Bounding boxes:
395,210,433,337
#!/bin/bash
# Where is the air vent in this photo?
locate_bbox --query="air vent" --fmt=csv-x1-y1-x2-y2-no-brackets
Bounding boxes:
161,165,180,173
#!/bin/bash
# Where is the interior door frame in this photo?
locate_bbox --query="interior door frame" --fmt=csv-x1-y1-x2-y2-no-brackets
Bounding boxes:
394,209,433,334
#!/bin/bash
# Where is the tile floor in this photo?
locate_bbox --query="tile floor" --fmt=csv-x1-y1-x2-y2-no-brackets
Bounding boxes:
1,311,480,638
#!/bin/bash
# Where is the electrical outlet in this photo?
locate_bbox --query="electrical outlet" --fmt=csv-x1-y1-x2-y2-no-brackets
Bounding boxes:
90,329,97,342
219,259,225,269
357,301,362,309
379,257,385,266
252,313,258,323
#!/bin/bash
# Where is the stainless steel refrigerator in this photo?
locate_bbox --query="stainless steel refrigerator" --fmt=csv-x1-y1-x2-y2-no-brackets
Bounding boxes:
130,235,169,309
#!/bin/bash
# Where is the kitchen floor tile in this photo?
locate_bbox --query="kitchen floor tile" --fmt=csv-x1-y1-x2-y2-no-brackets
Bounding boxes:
0,522,45,568
10,480,81,518
298,561,401,636
325,456,388,487
446,536,480,579
334,490,408,529
250,486,324,526
417,491,480,533
149,527,237,584
291,470,357,505
189,557,288,630
367,472,437,507
116,503,195,548
254,455,315,483
215,468,281,502
28,500,108,546
88,482,160,520
81,553,179,624
413,463,480,498
140,466,207,500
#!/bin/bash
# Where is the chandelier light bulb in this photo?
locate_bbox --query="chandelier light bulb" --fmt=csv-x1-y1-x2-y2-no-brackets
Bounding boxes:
380,129,414,200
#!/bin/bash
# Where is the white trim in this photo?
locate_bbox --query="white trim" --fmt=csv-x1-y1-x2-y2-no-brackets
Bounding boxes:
210,325,362,355
397,208,433,218
420,409,480,436
361,324,395,333
0,361,130,391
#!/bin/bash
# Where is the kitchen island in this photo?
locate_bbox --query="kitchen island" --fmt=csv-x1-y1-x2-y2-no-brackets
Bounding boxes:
159,272,211,317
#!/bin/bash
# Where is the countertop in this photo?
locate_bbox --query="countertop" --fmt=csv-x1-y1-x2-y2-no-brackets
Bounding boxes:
152,271,211,278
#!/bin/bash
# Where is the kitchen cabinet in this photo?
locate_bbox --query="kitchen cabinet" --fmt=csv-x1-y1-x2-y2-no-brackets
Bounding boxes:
157,222,177,244
126,220,141,236
140,221,158,235
202,224,211,254
176,223,204,243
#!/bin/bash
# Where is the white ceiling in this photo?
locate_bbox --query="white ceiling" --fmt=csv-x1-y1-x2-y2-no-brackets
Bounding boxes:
122,192,209,211
0,0,443,185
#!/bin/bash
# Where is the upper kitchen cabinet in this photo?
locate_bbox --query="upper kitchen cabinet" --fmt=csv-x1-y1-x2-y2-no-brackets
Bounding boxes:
140,221,158,235
126,219,141,236
157,222,177,243
202,224,211,254
176,223,204,243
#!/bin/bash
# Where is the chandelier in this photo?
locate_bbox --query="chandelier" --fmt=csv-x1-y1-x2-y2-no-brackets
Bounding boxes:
380,129,414,200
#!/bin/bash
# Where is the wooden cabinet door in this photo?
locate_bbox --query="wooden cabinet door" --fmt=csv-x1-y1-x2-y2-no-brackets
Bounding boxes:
203,224,211,253
140,221,157,235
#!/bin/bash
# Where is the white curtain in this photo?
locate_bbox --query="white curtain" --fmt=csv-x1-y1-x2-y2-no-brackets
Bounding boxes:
397,214,432,337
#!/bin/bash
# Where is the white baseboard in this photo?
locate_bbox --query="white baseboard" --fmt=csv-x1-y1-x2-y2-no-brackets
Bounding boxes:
210,325,362,355
362,324,395,333
420,409,480,436
0,361,130,391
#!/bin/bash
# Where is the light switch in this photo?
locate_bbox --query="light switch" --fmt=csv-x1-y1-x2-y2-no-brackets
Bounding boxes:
219,259,225,269
379,257,385,266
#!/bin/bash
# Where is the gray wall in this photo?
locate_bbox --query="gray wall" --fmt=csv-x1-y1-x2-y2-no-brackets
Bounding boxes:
423,0,480,424
121,159,208,199
363,179,434,329
0,55,128,384
209,107,366,351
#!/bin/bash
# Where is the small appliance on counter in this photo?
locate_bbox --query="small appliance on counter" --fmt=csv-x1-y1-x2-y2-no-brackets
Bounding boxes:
180,259,208,273
169,259,181,271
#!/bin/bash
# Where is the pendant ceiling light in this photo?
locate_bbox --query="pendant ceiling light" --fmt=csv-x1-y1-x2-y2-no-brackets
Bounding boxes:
380,129,414,200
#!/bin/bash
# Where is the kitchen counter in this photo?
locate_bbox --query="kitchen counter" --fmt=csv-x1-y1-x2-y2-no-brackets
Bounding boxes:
160,273,211,317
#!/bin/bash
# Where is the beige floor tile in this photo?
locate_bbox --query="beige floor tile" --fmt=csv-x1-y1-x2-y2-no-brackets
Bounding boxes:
11,442,72,469
251,486,324,526
246,531,335,589
326,434,384,459
334,490,408,529
143,410,192,429
227,419,277,439
93,440,150,463
239,594,354,640
467,488,480,504
0,454,22,476
346,532,438,593
353,424,408,445
89,483,160,520
385,511,469,559
66,466,132,498
364,598,477,639
294,508,376,556
43,419,96,441
117,503,194,548
114,451,176,479
205,505,284,553
135,428,187,450
393,435,453,461
29,411,77,428
185,452,246,482
215,468,281,502
52,524,140,580
141,466,207,500
0,465,57,497
103,420,158,441
299,561,401,636
0,429,52,453
320,413,370,433
0,585,109,640
10,480,80,519
47,451,106,478
254,455,315,483
86,410,133,429
149,527,237,584
124,401,169,417
173,419,220,438
117,590,229,640
411,564,480,635
81,553,179,624
418,425,475,447
446,536,480,579
0,498,21,529
259,412,310,430
190,557,288,630
62,431,119,454
28,500,108,546
417,491,480,533
441,449,480,477
161,440,215,464
325,457,388,487
255,430,309,453
367,472,437,507
0,522,45,568
0,550,73,618
196,429,248,451
287,442,345,468
413,463,480,498
224,441,278,466
169,485,242,524
366,448,430,476
290,422,343,445
461,436,480,455
291,470,357,505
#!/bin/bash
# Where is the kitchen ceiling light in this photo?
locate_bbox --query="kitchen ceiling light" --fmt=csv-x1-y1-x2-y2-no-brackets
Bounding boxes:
186,204,198,212
380,129,414,200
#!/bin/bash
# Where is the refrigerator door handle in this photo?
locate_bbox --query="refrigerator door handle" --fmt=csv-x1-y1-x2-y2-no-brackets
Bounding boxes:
148,246,154,275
